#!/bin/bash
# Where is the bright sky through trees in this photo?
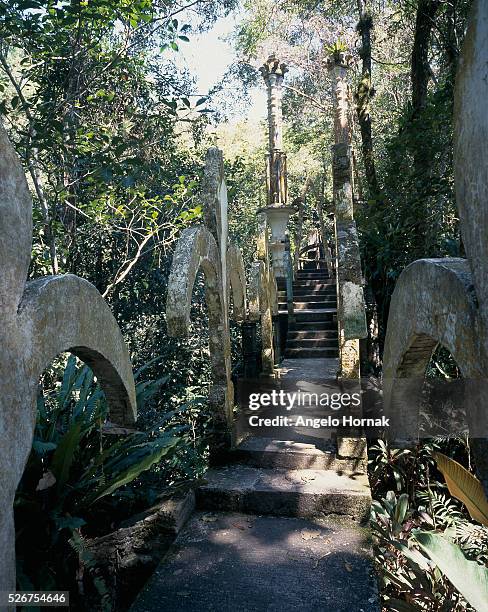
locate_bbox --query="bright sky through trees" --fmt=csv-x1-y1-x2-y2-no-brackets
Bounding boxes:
177,9,266,122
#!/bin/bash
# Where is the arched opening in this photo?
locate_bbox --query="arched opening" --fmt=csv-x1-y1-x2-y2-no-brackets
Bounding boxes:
12,350,187,608
422,344,467,440
14,354,113,598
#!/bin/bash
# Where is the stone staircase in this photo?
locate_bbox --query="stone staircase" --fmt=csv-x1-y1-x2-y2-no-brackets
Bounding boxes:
198,439,371,522
131,260,379,611
278,262,339,359
132,359,379,611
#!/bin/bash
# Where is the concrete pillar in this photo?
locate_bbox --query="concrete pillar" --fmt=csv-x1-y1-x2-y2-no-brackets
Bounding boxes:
326,52,367,381
259,55,294,283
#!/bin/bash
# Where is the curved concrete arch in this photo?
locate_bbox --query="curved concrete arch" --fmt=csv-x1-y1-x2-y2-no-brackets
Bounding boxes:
247,260,276,374
248,261,267,320
166,225,222,336
19,275,137,426
226,244,247,322
383,258,480,443
166,224,232,426
0,126,138,593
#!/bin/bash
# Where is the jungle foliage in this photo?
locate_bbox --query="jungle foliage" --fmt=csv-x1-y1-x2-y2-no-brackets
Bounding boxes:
2,0,488,609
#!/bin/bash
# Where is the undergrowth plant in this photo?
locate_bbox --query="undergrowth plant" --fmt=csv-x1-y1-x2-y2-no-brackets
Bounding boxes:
369,438,488,611
14,355,210,607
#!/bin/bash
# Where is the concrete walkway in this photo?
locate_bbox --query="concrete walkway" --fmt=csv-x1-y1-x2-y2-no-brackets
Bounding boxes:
131,357,379,611
132,512,378,612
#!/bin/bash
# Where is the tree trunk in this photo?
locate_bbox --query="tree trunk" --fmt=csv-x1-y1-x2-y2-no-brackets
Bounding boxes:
355,0,379,196
411,0,441,115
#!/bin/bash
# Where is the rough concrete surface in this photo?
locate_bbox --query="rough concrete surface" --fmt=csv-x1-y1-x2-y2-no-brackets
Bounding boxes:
382,0,488,494
131,512,379,612
197,465,371,522
0,123,136,595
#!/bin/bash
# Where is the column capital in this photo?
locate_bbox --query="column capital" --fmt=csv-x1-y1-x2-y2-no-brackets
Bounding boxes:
260,54,288,83
325,50,353,71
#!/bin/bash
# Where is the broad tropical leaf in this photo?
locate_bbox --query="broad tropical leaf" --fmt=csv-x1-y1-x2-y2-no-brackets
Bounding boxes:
433,452,488,526
50,420,84,492
413,531,488,612
90,436,181,502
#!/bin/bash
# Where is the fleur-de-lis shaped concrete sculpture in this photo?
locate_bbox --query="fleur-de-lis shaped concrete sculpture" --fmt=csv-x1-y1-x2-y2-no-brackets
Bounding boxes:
382,0,488,494
166,148,246,450
0,125,136,592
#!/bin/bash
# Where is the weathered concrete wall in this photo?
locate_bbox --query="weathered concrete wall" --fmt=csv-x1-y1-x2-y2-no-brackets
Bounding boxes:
0,124,136,594
454,0,488,371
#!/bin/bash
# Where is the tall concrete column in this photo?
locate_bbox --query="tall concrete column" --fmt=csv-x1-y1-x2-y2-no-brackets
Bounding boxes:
261,55,286,167
259,55,294,280
327,52,354,222
327,52,367,381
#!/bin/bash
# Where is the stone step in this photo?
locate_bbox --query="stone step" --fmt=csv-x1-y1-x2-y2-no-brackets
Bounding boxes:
285,347,339,358
291,281,336,289
293,290,337,297
286,338,338,349
278,290,336,298
293,295,337,303
296,274,330,280
301,263,328,270
197,465,371,521
284,310,337,322
279,302,336,311
289,320,337,331
233,437,366,472
130,512,380,612
288,330,338,339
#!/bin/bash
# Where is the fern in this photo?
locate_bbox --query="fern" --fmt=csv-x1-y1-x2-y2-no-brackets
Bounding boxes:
417,489,464,526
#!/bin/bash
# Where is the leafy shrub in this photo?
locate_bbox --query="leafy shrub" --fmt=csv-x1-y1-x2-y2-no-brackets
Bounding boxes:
14,355,207,602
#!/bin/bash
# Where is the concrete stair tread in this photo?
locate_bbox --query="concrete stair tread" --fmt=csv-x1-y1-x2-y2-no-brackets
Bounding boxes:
287,341,338,349
130,512,379,612
233,437,367,472
200,464,370,498
278,308,337,315
291,282,336,287
285,348,339,357
289,322,336,329
237,436,337,457
288,332,338,338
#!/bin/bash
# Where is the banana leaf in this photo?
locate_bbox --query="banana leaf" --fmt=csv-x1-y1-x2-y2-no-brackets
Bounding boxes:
413,530,488,611
433,452,488,526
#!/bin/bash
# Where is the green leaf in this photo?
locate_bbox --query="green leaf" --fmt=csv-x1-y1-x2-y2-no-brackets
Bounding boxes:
50,420,84,492
413,531,488,611
32,440,57,456
90,436,180,502
394,493,409,524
